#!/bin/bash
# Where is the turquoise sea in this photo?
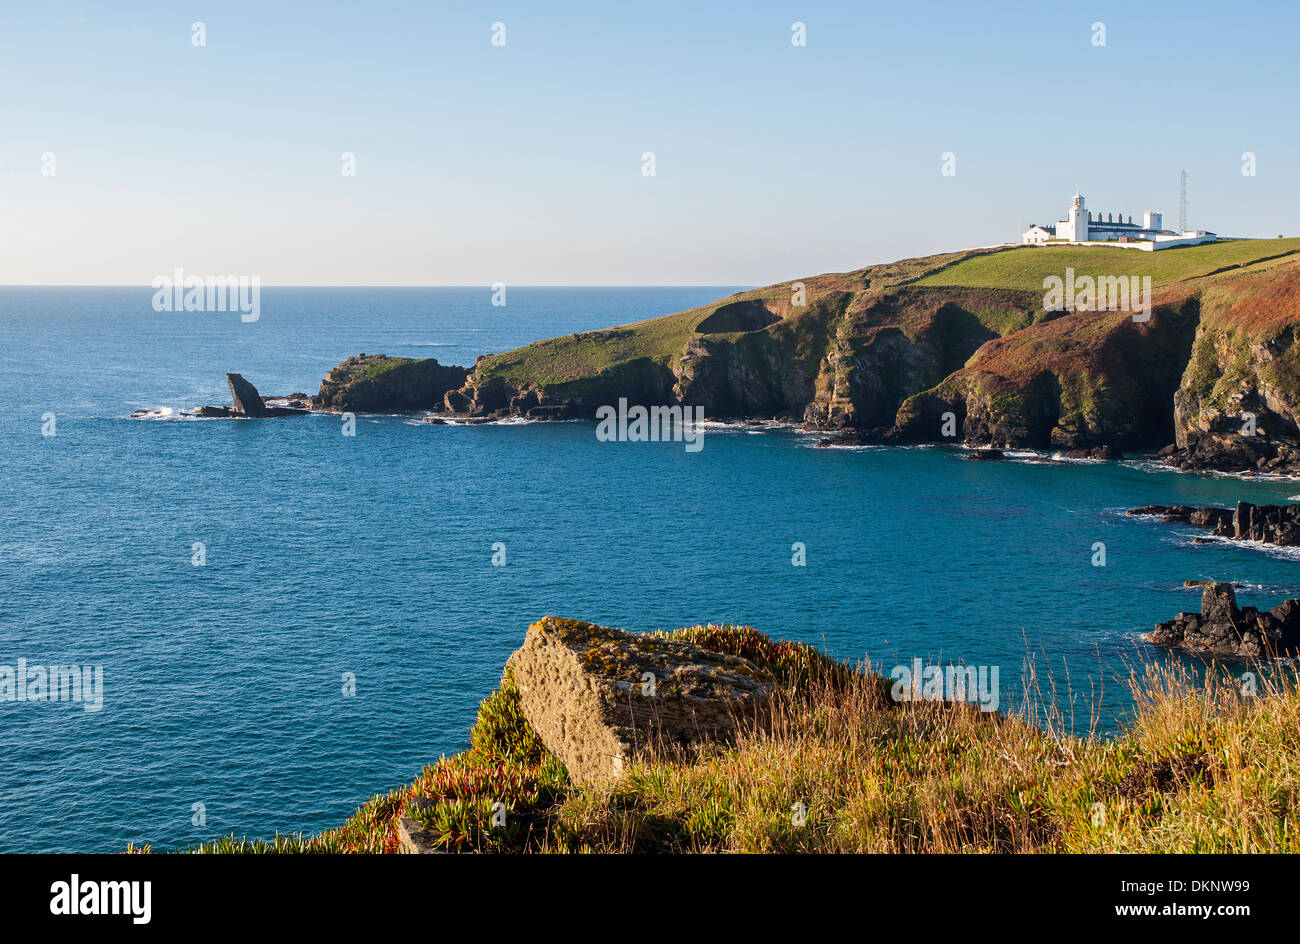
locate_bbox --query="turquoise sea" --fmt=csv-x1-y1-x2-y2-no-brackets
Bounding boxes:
3,286,1299,853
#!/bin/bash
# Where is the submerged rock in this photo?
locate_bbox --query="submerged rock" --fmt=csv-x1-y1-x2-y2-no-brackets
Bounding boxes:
191,405,238,418
507,616,773,786
1149,582,1300,658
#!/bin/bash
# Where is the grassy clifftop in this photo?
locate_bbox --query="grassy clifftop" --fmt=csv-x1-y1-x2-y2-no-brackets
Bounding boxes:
445,239,1300,458
474,240,1300,392
916,238,1300,291
469,247,1003,392
166,624,1300,854
300,239,1300,464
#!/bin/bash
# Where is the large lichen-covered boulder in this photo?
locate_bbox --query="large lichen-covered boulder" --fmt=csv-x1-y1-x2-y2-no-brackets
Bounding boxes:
508,617,774,786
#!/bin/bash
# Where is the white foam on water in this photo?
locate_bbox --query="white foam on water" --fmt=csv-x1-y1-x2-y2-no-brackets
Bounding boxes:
1122,459,1179,475
128,406,191,421
801,441,884,452
1151,463,1300,483
1172,532,1300,561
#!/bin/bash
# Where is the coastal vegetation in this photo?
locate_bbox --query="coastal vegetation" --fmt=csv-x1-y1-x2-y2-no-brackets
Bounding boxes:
915,238,1300,291
463,240,1300,397
156,623,1300,855
285,239,1300,474
150,240,1300,856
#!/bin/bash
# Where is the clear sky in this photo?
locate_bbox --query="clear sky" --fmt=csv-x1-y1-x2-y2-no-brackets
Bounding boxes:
2,0,1297,285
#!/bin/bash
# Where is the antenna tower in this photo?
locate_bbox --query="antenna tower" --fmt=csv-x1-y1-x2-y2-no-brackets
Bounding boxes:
1179,170,1188,233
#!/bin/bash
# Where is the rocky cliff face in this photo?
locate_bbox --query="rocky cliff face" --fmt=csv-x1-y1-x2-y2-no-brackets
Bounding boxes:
1164,270,1300,472
797,287,1042,430
444,249,1048,431
313,354,469,413
675,296,836,420
891,290,1202,450
315,246,1300,472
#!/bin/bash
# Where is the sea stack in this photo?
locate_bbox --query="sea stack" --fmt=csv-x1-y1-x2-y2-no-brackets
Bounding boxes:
226,373,269,417
1148,582,1300,658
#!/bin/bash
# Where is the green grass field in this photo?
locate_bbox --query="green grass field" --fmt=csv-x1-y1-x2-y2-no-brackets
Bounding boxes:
915,238,1300,292
469,289,782,389
474,306,705,387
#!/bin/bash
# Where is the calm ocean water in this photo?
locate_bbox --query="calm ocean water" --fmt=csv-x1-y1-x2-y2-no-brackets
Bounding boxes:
3,286,1299,853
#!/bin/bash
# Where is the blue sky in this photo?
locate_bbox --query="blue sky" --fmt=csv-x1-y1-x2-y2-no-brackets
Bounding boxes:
2,0,1296,285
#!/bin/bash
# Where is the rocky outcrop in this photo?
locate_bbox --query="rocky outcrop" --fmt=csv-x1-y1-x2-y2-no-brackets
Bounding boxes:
442,374,579,420
800,288,1041,431
183,374,307,418
314,354,470,413
1128,501,1300,547
227,373,268,417
507,616,774,786
300,246,1300,458
1161,431,1300,476
395,804,444,855
188,405,239,418
1127,503,1236,531
1149,582,1300,658
437,252,1037,428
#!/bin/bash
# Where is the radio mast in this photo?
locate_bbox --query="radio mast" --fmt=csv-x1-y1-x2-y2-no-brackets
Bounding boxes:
1179,170,1189,233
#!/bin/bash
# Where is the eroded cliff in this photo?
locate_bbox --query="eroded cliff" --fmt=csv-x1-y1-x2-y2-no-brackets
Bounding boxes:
315,240,1300,472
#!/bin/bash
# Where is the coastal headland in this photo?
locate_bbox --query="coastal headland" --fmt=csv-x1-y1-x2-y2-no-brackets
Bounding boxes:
187,239,1300,477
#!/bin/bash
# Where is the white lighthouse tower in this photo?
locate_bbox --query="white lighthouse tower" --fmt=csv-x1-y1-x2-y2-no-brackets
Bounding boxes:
1063,191,1089,242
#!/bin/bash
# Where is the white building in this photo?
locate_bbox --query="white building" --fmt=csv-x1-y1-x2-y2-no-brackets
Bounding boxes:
1023,192,1216,251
